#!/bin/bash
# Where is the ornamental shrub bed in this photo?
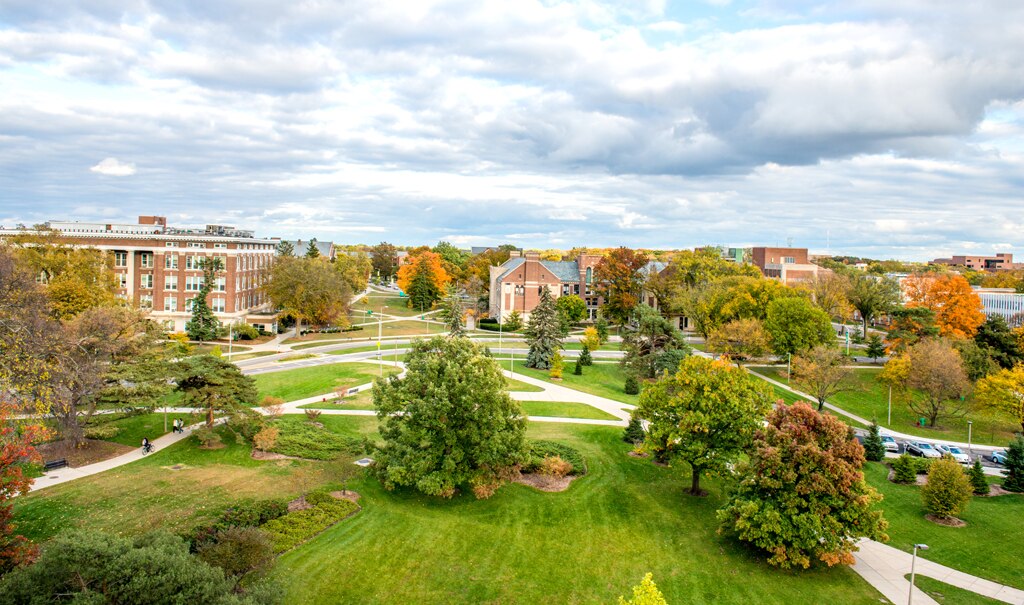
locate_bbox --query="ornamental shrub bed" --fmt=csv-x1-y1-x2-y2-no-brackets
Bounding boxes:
271,418,362,460
188,497,289,549
262,498,360,554
523,440,587,476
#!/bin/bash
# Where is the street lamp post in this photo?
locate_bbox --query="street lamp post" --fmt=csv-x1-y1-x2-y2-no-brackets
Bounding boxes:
888,384,893,427
908,543,929,605
787,353,792,383
967,421,973,457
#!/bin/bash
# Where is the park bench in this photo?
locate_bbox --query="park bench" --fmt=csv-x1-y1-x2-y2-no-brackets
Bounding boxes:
43,458,68,471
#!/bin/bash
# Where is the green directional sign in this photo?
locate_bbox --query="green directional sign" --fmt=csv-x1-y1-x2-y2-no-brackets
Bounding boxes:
367,310,373,316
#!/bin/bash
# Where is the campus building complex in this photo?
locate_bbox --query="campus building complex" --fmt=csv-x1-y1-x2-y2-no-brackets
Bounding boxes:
932,253,1023,271
751,246,820,285
975,288,1024,327
489,251,604,321
0,216,279,333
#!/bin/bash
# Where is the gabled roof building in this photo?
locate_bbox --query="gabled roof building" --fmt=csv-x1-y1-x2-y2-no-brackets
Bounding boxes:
489,251,604,321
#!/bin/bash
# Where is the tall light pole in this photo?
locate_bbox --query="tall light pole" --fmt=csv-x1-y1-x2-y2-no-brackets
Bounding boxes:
908,543,929,605
378,304,383,377
787,353,792,383
888,384,893,427
967,421,973,457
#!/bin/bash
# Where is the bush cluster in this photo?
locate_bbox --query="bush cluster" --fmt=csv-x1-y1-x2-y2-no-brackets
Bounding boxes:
524,440,587,476
624,376,640,395
187,498,289,549
83,424,120,440
262,499,359,554
299,325,363,335
891,454,918,484
271,418,362,460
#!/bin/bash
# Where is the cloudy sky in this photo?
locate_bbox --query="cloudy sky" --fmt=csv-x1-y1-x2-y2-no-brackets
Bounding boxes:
1,0,1022,259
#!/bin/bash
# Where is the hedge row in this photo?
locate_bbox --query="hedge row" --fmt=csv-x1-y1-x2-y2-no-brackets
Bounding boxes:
262,498,360,554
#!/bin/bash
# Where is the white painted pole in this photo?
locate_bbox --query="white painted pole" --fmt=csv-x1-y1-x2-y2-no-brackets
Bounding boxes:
888,385,892,427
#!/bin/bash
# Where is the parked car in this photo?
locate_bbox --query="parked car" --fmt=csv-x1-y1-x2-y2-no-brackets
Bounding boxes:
937,445,971,464
992,449,1009,465
881,436,899,453
907,442,942,458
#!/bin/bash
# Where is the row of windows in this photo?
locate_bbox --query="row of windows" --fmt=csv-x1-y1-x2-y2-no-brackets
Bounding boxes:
114,252,154,268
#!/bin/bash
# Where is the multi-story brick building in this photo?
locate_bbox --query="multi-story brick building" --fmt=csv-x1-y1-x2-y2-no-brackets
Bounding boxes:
931,253,1023,271
0,215,278,333
751,246,820,285
489,251,604,321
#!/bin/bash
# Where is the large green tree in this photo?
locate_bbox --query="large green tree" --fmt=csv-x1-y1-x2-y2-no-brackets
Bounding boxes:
524,286,563,369
595,247,650,327
370,242,398,281
334,252,372,294
764,297,834,356
635,356,773,496
175,354,258,426
717,402,888,569
186,257,224,343
621,304,690,379
975,315,1023,370
791,344,852,411
847,274,901,336
372,337,527,498
975,365,1024,432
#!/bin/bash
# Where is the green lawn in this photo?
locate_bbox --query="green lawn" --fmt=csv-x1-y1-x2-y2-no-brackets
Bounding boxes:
99,412,202,446
228,351,276,361
518,400,619,420
271,421,882,604
298,390,376,410
510,360,638,405
748,367,1019,446
353,294,433,318
506,377,544,392
911,576,1002,604
253,363,399,401
864,462,1024,589
284,321,436,344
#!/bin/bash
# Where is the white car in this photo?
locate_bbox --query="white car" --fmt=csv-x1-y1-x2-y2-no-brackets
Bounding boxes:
937,445,971,464
881,436,900,453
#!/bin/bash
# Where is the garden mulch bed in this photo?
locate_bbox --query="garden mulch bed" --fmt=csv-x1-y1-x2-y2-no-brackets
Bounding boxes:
925,514,966,527
514,473,576,492
37,439,134,467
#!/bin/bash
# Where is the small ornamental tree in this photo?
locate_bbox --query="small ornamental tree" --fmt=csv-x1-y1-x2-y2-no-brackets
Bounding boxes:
0,397,48,573
791,345,852,412
440,286,466,337
906,339,969,427
717,402,889,569
578,345,593,366
573,358,583,375
864,421,886,462
1002,435,1024,492
504,309,523,332
372,337,528,498
556,294,587,325
624,375,640,395
580,327,601,354
623,416,645,445
636,356,773,496
525,287,563,370
921,456,972,520
865,334,886,362
969,459,989,496
892,454,917,484
549,351,564,380
618,573,667,605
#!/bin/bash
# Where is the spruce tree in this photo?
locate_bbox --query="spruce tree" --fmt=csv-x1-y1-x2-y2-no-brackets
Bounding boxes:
863,421,886,462
276,240,295,257
440,286,466,337
573,357,583,375
185,257,223,343
623,416,645,444
865,334,886,361
1002,434,1024,492
969,459,989,495
892,454,917,484
305,238,321,259
579,344,593,366
525,287,563,369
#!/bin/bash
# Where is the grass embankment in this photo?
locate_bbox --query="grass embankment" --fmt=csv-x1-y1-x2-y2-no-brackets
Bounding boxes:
253,363,399,401
511,360,638,405
748,367,1018,446
864,462,1024,589
910,576,1002,604
518,401,619,421
297,376,544,411
283,320,436,344
352,295,431,318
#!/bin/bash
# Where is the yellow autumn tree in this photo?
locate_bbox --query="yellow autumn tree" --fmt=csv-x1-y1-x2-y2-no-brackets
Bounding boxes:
975,365,1024,433
904,274,984,339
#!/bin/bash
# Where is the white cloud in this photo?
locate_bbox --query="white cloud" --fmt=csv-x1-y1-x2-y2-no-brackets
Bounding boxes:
89,157,136,176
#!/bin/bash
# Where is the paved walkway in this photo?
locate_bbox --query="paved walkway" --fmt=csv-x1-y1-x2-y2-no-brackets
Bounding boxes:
852,539,1024,605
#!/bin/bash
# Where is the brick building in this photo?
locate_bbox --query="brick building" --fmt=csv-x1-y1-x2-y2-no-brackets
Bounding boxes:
931,253,1023,271
0,216,278,333
489,251,604,321
751,246,820,285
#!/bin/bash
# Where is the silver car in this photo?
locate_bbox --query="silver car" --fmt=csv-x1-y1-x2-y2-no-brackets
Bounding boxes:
937,444,971,464
881,436,899,453
907,442,942,458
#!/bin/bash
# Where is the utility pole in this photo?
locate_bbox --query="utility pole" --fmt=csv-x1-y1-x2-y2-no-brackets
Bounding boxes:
887,384,892,426
378,304,383,377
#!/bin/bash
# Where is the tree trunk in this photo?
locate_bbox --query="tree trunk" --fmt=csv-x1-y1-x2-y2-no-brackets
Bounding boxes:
862,315,869,340
206,405,214,428
818,398,826,412
689,465,706,496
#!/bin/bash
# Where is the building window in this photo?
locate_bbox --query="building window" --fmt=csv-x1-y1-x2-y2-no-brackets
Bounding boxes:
585,267,592,284
140,274,153,289
139,294,152,309
118,273,128,289
214,243,227,249
574,284,580,295
188,242,205,248
164,276,178,291
215,277,226,292
165,254,178,270
185,276,204,291
114,252,128,267
140,253,153,268
185,297,195,312
163,297,177,312
166,242,178,248
783,257,796,264
211,298,225,312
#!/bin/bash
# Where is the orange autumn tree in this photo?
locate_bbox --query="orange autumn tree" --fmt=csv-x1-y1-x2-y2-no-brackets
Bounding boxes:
905,274,984,339
397,251,450,311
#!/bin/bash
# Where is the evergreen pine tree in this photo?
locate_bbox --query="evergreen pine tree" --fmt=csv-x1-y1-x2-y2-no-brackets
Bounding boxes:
623,416,645,444
276,240,295,257
863,421,886,462
504,309,523,332
596,317,610,344
865,334,886,361
624,375,640,395
1002,434,1024,492
185,257,223,343
574,358,583,375
525,287,563,369
892,453,917,484
408,261,442,311
441,286,466,337
969,459,989,495
305,238,320,259
579,344,594,366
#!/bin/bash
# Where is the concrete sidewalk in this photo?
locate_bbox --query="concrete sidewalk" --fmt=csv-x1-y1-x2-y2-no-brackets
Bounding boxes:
852,539,1024,605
